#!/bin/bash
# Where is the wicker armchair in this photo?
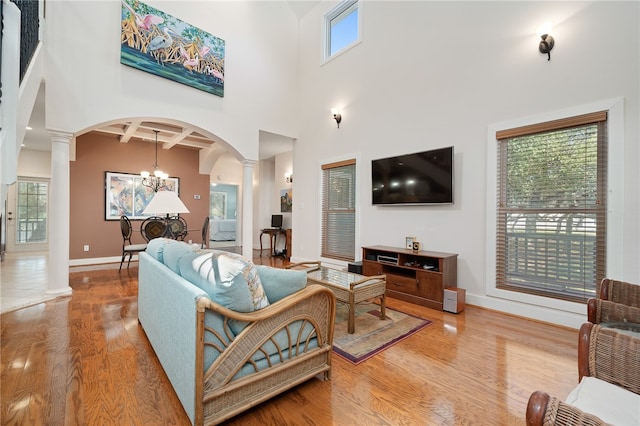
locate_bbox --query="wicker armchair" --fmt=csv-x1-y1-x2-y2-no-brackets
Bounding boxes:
526,322,640,425
587,278,640,324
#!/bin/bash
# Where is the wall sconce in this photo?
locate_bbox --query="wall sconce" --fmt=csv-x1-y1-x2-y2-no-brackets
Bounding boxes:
537,22,554,61
285,173,293,183
331,108,342,128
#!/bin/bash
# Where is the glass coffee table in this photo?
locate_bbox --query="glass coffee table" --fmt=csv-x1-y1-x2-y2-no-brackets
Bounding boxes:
288,261,386,334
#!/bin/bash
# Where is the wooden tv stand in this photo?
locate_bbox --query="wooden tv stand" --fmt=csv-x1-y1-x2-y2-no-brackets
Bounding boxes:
362,246,458,310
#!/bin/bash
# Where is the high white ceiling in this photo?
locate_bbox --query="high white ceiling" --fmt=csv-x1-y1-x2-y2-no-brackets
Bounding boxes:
21,1,319,159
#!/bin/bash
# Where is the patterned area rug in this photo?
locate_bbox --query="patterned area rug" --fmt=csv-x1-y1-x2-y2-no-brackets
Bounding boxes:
333,302,433,365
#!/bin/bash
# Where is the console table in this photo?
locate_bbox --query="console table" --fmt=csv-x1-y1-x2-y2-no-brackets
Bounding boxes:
362,246,458,310
259,228,287,257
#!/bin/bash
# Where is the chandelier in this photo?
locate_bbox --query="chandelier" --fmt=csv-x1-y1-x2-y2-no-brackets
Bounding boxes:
141,130,169,192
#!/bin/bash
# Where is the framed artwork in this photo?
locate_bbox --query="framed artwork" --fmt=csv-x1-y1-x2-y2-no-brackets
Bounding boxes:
105,172,179,220
405,236,415,250
280,188,292,213
120,0,225,97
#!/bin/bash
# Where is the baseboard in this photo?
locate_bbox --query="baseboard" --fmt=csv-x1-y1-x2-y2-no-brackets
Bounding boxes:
69,256,124,266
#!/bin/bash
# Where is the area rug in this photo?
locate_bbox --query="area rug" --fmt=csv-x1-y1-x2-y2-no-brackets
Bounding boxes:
332,302,432,365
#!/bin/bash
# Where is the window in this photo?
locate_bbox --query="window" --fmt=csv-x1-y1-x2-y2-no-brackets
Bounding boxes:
325,0,360,59
495,112,607,302
16,179,48,243
321,159,356,261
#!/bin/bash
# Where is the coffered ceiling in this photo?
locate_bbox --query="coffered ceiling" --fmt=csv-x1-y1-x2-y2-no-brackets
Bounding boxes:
23,85,293,161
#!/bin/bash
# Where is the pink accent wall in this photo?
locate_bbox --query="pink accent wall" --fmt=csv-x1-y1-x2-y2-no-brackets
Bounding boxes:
70,133,209,260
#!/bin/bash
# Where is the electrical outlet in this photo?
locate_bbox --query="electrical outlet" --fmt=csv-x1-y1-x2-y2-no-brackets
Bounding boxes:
83,245,89,252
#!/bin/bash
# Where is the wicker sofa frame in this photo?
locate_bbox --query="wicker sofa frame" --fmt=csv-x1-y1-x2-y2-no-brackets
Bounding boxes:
138,250,336,425
194,287,336,425
526,322,640,425
587,278,640,324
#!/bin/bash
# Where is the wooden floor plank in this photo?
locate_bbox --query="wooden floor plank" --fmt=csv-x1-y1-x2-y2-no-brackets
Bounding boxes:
0,251,579,425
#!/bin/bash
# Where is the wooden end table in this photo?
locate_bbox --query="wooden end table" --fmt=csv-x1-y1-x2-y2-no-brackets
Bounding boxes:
288,261,386,334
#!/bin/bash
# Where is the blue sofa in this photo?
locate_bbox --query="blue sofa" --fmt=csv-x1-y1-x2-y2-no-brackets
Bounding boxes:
138,239,336,425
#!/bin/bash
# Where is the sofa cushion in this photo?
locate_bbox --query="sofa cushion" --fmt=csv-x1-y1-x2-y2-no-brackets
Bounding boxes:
145,237,175,263
565,376,640,425
256,265,307,303
163,240,198,273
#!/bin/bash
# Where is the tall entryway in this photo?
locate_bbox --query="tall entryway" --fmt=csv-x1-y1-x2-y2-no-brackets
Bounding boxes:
209,183,238,248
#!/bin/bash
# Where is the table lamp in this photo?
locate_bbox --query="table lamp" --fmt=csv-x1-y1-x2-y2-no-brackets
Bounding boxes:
142,190,190,219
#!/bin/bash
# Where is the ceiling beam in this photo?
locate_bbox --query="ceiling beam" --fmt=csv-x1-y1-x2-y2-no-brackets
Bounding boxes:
119,121,141,143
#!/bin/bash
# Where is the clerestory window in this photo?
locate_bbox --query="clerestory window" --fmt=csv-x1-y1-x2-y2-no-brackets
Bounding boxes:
324,0,360,60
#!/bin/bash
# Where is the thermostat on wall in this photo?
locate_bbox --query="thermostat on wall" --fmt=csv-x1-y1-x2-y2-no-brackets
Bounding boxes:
194,194,201,200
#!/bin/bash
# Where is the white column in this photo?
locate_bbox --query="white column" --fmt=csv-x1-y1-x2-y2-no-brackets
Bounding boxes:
47,132,73,296
241,160,255,259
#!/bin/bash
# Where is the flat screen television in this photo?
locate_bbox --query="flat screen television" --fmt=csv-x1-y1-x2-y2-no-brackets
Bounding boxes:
271,214,283,228
372,146,454,205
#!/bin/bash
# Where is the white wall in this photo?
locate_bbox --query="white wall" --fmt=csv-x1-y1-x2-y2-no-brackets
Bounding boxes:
44,1,300,161
294,1,639,327
18,150,51,178
274,151,293,229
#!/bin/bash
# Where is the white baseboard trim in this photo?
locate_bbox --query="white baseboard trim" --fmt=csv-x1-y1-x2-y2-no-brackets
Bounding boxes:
466,293,586,329
69,256,125,266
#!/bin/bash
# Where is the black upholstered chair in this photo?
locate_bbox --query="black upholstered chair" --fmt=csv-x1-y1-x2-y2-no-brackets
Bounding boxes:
119,216,147,270
140,216,167,242
167,216,188,241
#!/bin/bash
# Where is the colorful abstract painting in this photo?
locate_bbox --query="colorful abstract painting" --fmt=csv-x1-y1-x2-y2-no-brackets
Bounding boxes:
106,172,179,220
120,0,225,97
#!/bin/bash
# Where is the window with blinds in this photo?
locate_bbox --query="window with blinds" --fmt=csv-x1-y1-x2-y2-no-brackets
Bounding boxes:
321,159,356,261
495,112,607,302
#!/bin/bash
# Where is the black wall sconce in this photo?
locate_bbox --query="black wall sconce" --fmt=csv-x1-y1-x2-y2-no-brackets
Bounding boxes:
539,33,554,60
331,109,342,128
538,22,554,61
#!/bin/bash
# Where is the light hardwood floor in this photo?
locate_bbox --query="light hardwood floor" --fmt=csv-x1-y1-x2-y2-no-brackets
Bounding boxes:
0,252,579,425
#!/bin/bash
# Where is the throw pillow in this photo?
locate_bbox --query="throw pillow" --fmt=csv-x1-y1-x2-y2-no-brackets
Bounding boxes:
255,265,307,303
179,250,269,313
212,251,269,312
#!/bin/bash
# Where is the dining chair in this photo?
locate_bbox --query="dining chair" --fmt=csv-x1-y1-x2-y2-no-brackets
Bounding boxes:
201,216,210,249
119,216,147,270
140,216,167,242
167,216,188,241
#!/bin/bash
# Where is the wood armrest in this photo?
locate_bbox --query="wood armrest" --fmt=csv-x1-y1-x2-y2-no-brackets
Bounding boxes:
587,298,598,323
578,322,593,381
526,390,550,426
526,389,608,425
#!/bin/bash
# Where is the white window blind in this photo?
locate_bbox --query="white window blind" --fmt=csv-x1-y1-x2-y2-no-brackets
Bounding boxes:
496,112,607,302
321,159,356,261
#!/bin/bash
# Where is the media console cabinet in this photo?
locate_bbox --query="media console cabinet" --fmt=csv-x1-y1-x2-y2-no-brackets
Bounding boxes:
362,246,458,310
